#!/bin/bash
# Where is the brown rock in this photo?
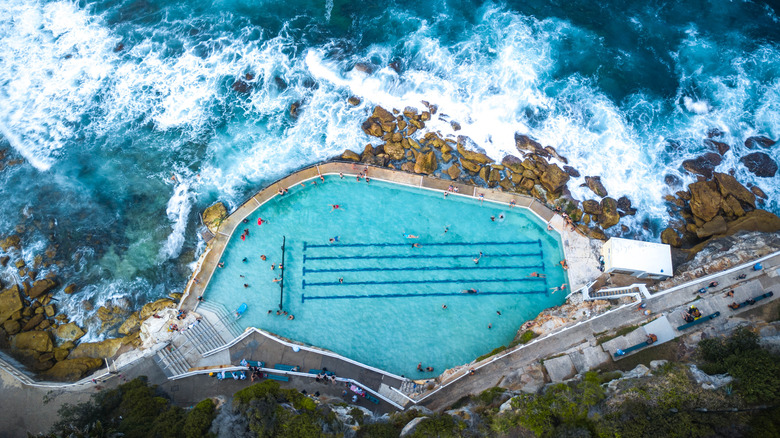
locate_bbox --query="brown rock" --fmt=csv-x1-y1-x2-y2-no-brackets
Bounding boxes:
56,322,86,343
696,216,728,238
543,146,568,164
456,142,494,164
3,320,20,335
509,170,522,184
682,152,722,179
501,155,524,173
712,172,755,207
540,164,570,194
63,284,78,295
42,358,104,382
0,235,21,251
401,161,415,173
563,166,580,178
0,285,23,323
584,176,608,197
514,134,545,155
420,111,431,121
582,200,602,215
722,209,780,237
479,166,488,182
11,331,52,352
750,186,767,199
518,178,536,191
22,314,45,332
704,139,730,155
446,164,461,180
371,106,395,124
68,338,125,360
202,202,228,234
383,142,405,160
450,121,461,131
53,346,70,362
488,167,502,182
744,136,776,149
27,278,57,299
408,119,424,130
118,312,141,335
347,96,361,106
15,259,25,269
599,197,620,229
460,159,480,174
361,120,383,137
340,149,360,161
37,319,51,330
0,256,8,266
689,180,723,222
402,106,418,119
413,150,437,175
661,228,682,247
721,195,745,218
741,152,778,177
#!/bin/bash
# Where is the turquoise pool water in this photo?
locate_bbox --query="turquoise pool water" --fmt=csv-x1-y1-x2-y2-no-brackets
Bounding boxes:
203,175,567,377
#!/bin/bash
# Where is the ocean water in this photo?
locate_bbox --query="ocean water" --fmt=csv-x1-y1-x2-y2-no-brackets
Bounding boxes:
203,176,566,376
0,0,778,339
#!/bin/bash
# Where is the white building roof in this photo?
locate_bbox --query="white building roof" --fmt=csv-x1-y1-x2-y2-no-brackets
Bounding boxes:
602,237,673,277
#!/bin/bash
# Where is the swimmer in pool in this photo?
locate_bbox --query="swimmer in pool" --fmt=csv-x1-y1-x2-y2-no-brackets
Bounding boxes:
403,233,419,239
330,204,341,212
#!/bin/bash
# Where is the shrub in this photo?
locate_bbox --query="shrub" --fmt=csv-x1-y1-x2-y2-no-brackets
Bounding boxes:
184,399,216,438
475,345,507,362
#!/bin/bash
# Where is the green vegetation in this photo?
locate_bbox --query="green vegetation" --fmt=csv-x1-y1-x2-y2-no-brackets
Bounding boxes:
698,327,780,404
184,399,216,438
509,329,538,347
596,324,641,345
475,345,506,362
47,377,200,438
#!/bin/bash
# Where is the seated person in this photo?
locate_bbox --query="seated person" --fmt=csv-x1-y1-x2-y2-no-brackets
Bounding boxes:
728,302,740,310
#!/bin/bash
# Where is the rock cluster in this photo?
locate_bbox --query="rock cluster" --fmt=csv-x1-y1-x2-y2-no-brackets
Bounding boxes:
0,226,172,380
339,103,637,240
660,171,780,256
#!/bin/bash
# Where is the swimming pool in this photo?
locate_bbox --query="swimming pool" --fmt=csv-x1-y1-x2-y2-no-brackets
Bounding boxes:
203,175,567,377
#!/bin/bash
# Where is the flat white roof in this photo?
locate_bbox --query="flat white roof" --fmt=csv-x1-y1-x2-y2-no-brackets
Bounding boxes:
603,237,673,277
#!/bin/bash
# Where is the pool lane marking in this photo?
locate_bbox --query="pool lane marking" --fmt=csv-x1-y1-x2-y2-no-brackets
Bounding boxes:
301,277,545,289
304,239,540,249
301,289,547,302
303,251,543,261
303,264,544,275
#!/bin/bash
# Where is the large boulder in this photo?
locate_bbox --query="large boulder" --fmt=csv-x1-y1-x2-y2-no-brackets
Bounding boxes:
370,106,395,124
413,150,437,174
661,228,682,247
689,181,722,222
696,216,728,239
722,209,780,237
501,155,524,173
740,152,778,177
460,158,480,174
42,358,104,382
445,164,461,180
704,139,730,155
68,337,125,359
0,285,23,323
456,142,494,164
682,152,722,179
582,200,602,215
514,134,545,155
540,164,570,193
27,278,57,299
11,331,53,353
202,202,228,234
584,176,608,197
22,314,45,332
713,172,755,207
118,312,141,335
340,149,360,161
744,136,776,149
139,298,176,320
599,197,620,229
383,142,405,160
56,322,86,343
0,235,21,251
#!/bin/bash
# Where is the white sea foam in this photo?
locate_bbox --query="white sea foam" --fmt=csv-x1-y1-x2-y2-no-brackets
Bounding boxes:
0,0,118,170
160,182,193,261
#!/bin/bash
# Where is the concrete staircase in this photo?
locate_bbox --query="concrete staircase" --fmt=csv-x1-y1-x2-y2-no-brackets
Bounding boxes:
181,318,227,354
585,283,650,301
154,345,192,378
197,301,243,340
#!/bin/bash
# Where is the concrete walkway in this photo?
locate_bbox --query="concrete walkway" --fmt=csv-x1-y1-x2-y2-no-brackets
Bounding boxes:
417,252,780,411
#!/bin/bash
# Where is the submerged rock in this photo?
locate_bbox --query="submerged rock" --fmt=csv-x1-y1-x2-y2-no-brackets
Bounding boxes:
682,152,722,179
740,152,778,177
744,136,776,149
704,138,731,155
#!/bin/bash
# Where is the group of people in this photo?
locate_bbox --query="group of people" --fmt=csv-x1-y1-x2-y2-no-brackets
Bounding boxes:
682,305,702,323
267,309,295,320
417,362,434,372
